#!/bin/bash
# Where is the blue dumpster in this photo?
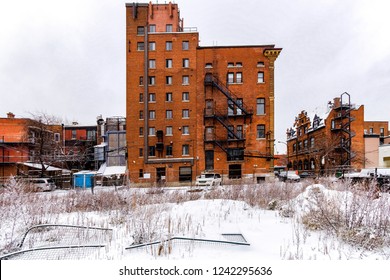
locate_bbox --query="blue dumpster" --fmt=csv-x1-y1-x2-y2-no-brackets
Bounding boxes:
73,171,97,188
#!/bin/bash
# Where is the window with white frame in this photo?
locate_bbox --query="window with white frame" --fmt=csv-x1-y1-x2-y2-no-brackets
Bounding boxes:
149,59,156,69
149,110,156,120
257,61,264,67
236,72,242,83
257,124,265,139
236,98,243,115
166,59,173,68
182,109,189,118
257,72,264,83
149,42,156,51
148,127,155,136
227,72,234,84
182,41,189,50
182,126,189,135
237,125,243,139
227,125,234,139
182,75,189,85
149,93,156,102
182,92,189,101
137,42,145,51
182,58,189,68
166,110,173,119
149,25,156,33
256,98,265,115
310,137,315,148
182,144,189,155
148,76,155,85
166,92,173,102
166,24,173,32
137,26,145,35
166,126,173,136
166,76,173,85
166,41,172,50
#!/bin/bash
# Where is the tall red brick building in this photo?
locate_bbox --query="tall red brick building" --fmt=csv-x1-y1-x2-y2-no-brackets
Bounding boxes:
126,2,281,184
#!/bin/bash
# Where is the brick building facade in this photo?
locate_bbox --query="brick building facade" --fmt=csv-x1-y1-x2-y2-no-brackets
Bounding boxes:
0,113,64,179
64,124,97,170
126,2,281,184
286,95,365,175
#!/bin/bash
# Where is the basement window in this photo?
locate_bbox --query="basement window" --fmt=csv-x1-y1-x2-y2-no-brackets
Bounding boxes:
229,164,242,179
179,167,192,182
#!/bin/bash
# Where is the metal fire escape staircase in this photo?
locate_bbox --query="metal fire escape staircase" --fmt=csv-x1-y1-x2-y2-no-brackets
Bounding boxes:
204,74,253,117
204,74,252,157
331,92,355,168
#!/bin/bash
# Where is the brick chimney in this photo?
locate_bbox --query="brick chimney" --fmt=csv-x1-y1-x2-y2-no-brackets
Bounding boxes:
333,97,341,108
7,112,15,118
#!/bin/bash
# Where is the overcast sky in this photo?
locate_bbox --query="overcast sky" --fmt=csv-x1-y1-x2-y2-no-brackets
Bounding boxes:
1,0,389,153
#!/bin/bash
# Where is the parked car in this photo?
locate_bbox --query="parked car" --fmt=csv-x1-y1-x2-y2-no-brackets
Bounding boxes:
278,171,300,182
195,172,222,189
299,172,316,179
23,178,57,192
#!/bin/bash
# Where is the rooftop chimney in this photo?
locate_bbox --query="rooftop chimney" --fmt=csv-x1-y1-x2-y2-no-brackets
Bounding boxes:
7,112,15,119
333,97,341,108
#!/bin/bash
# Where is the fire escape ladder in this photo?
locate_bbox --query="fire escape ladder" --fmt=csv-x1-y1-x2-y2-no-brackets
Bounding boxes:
213,110,242,140
337,92,354,168
213,140,228,154
204,74,253,117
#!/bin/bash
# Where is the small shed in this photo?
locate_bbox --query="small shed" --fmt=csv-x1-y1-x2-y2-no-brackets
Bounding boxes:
73,171,97,188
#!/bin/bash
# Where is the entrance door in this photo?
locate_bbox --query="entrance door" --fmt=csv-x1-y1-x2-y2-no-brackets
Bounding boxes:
205,150,214,170
156,167,166,184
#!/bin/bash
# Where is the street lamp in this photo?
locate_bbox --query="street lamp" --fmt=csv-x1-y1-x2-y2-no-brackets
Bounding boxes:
277,141,289,170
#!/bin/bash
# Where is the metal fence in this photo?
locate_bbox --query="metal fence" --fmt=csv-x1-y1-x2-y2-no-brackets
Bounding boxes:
125,235,250,253
1,224,112,260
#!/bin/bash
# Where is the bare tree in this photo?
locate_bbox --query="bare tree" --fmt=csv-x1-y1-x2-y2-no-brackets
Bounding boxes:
27,112,64,177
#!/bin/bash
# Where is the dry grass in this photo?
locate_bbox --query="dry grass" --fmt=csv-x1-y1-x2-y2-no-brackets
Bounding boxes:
1,177,389,258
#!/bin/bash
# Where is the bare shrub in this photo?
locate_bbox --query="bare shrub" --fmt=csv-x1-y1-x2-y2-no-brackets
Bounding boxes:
299,182,390,250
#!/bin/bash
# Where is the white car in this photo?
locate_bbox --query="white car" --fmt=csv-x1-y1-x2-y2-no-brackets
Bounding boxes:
278,171,300,182
195,172,222,189
24,178,57,191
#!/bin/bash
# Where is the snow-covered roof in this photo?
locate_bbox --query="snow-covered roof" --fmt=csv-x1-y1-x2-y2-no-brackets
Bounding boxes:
97,163,126,176
94,142,107,148
18,162,71,173
73,170,98,175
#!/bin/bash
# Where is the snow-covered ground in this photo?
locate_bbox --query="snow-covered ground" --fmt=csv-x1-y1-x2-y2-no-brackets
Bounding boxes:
1,181,390,279
0,182,390,280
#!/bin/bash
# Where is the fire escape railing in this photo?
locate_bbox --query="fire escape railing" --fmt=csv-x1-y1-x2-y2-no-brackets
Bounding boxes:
204,74,253,116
